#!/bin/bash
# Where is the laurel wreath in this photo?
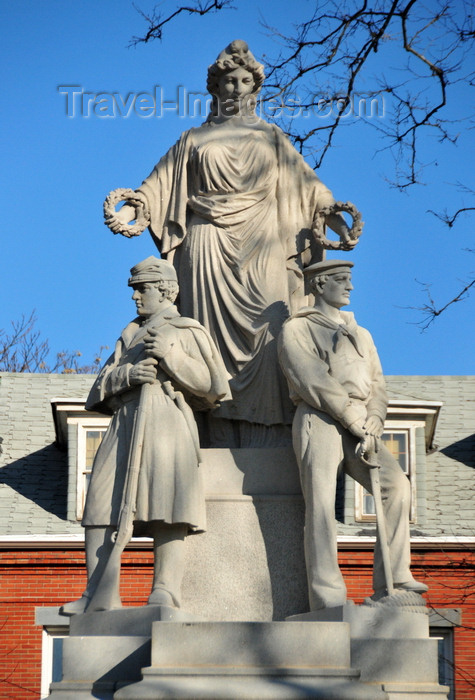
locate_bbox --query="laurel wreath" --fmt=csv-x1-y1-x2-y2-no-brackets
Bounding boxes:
312,201,364,250
103,188,151,238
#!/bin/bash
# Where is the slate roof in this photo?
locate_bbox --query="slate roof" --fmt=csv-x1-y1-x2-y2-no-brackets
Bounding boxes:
0,372,94,536
386,376,475,538
0,372,473,539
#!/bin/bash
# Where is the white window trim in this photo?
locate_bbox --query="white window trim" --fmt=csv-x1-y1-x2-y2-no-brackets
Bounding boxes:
429,627,455,700
40,626,68,698
355,419,425,523
72,417,110,520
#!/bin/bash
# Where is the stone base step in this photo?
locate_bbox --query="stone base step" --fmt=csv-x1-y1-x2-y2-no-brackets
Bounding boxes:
49,679,115,699
382,682,451,700
47,613,449,700
114,667,387,699
114,620,388,700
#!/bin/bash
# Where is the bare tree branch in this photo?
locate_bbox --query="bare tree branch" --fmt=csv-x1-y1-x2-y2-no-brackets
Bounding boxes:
259,0,474,187
409,277,475,330
0,312,107,374
130,1,474,324
428,206,475,227
131,1,474,188
422,189,475,322
130,0,233,45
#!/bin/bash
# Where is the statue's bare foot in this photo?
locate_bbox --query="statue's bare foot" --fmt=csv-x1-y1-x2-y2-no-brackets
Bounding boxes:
147,587,179,608
60,595,90,616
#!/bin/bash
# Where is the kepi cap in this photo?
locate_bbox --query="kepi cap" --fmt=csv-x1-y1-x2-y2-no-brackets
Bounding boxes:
304,259,354,276
128,256,178,286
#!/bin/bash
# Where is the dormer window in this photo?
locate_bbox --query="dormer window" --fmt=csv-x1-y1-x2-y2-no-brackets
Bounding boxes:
76,423,108,519
50,398,110,521
354,400,442,524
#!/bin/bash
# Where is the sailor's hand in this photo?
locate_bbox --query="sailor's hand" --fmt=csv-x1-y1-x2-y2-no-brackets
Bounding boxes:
364,415,384,438
353,417,382,467
356,434,380,467
144,327,174,359
348,418,367,440
129,357,157,385
362,434,379,454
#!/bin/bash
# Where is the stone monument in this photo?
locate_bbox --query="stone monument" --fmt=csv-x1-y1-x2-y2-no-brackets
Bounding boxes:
48,40,448,700
103,39,362,448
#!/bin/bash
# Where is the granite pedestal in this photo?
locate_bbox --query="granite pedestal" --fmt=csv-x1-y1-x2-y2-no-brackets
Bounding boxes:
289,602,449,699
44,448,448,699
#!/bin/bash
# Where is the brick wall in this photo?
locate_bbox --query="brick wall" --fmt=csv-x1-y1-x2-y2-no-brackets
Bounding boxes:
0,549,154,700
1,547,474,699
343,548,475,700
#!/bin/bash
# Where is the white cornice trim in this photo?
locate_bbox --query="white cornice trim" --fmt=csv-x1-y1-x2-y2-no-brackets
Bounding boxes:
0,534,148,549
338,536,475,550
0,535,474,551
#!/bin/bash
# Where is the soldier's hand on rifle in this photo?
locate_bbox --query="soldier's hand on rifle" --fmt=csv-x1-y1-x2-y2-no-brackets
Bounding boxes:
144,327,174,360
129,357,157,385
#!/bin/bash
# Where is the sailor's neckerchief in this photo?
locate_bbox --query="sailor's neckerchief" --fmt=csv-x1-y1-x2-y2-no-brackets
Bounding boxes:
290,308,364,357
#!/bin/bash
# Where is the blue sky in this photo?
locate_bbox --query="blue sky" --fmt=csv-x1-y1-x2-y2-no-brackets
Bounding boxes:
2,0,474,375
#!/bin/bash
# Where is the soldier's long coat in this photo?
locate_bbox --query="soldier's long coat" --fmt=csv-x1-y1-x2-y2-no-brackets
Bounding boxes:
82,305,229,534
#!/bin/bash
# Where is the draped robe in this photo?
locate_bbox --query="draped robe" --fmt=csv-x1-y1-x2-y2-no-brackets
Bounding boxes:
137,117,335,430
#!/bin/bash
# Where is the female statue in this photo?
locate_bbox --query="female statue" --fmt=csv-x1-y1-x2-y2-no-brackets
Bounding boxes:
104,40,358,447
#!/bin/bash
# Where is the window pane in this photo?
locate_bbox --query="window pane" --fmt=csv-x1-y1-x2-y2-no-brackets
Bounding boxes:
51,637,64,683
85,430,105,469
76,423,110,521
430,628,454,700
361,430,409,516
41,630,68,697
363,493,376,515
381,432,408,472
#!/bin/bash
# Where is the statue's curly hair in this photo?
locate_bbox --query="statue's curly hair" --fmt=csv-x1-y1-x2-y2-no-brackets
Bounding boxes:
154,279,179,303
308,274,330,293
207,39,265,98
